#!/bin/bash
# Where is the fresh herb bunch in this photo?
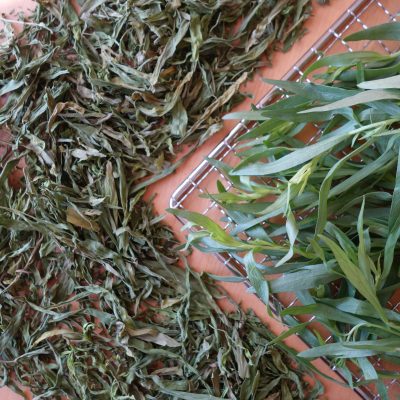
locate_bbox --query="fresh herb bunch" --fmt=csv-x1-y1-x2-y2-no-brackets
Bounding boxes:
0,0,317,398
171,23,400,397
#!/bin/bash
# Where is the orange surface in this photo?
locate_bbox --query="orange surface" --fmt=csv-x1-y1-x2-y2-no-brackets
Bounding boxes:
0,0,360,399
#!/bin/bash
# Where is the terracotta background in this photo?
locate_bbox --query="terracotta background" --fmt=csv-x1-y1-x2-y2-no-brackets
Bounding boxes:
0,0,364,399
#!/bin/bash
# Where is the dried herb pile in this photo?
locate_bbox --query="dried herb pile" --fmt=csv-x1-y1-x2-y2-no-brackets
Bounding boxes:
0,0,317,398
1,0,312,188
1,220,319,399
172,23,400,398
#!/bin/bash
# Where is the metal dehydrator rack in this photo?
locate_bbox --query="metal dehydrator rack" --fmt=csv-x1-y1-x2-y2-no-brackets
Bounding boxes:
170,0,400,398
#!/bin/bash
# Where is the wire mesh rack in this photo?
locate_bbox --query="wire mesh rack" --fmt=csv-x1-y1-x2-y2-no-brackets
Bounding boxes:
170,0,400,398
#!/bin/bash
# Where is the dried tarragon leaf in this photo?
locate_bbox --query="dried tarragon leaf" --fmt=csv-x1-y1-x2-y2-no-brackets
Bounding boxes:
0,0,312,188
0,176,321,398
0,0,317,398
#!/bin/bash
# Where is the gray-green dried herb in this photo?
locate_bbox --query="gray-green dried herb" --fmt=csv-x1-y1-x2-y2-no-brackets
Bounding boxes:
0,216,321,399
1,0,312,189
0,0,317,398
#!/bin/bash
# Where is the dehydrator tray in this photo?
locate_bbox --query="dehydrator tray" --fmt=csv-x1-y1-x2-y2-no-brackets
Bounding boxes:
170,1,400,398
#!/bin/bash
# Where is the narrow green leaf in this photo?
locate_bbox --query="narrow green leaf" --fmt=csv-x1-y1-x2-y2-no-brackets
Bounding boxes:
319,235,388,323
244,252,270,305
300,90,400,114
345,22,400,41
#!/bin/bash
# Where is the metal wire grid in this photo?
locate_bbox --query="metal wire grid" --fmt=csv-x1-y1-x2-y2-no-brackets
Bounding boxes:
170,0,400,398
